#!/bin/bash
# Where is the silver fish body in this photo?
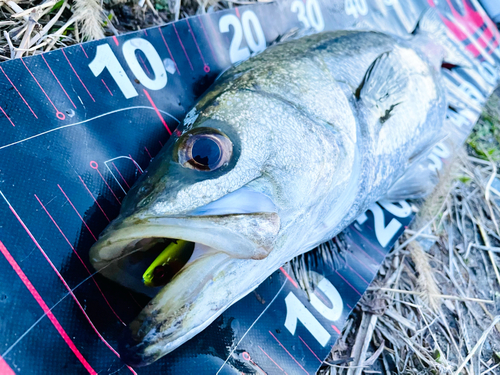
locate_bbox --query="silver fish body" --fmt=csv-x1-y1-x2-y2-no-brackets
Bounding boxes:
89,30,446,366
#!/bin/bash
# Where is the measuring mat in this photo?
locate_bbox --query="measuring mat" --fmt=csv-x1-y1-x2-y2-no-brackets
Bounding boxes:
0,0,499,374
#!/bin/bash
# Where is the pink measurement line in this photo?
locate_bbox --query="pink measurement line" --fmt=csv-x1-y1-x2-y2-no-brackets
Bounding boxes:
144,29,148,36
0,240,97,375
94,167,121,205
113,36,119,46
0,66,38,119
101,79,113,96
346,303,352,310
0,193,137,375
349,240,377,266
172,23,194,71
199,17,219,64
346,262,369,285
298,336,322,363
158,28,180,75
349,249,372,276
61,50,95,102
335,270,361,297
0,106,14,127
186,19,208,68
41,55,77,109
137,54,151,76
20,58,60,114
143,89,172,135
331,324,341,335
269,330,309,375
144,146,152,159
57,184,97,241
258,346,288,375
314,289,330,307
279,267,298,288
112,162,131,189
235,7,240,18
77,175,110,222
128,292,143,309
0,356,14,375
159,140,164,147
80,44,89,58
129,154,143,174
35,194,124,325
351,227,386,257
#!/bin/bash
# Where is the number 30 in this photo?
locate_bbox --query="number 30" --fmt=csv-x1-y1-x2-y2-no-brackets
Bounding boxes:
291,0,325,32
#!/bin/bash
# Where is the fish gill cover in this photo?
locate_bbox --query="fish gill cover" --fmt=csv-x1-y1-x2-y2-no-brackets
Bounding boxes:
0,0,498,374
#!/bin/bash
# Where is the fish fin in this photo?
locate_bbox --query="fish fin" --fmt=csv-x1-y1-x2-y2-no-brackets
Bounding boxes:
272,27,316,44
412,8,473,69
384,162,438,200
356,51,408,125
383,138,447,200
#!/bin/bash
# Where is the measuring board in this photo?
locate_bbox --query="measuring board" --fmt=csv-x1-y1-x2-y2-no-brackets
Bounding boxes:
0,0,498,374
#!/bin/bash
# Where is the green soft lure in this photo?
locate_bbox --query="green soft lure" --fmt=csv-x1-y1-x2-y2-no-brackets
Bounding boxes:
142,240,194,287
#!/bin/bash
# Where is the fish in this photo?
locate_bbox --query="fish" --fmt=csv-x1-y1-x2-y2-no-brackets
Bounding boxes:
89,28,447,366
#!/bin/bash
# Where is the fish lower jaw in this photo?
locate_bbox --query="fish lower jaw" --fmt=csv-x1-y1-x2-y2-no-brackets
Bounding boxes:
119,252,233,367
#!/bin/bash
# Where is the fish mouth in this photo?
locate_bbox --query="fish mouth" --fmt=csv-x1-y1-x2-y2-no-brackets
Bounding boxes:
89,213,278,297
89,206,280,366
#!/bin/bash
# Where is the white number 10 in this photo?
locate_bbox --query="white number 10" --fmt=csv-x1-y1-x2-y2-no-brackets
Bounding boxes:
284,271,343,347
89,38,168,99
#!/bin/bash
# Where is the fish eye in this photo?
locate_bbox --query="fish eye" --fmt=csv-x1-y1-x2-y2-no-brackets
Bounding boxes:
177,128,233,171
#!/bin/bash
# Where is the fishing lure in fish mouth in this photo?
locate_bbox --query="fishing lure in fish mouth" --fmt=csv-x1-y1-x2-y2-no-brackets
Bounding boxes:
89,24,450,366
142,240,194,287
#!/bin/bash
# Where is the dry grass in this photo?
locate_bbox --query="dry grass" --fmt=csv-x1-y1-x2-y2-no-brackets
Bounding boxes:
318,92,500,375
0,0,261,59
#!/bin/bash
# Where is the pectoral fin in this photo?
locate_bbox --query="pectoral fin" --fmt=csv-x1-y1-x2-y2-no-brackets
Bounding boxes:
384,139,448,200
356,51,409,124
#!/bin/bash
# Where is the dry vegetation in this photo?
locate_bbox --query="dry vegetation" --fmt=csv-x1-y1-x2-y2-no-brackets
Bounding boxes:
0,0,242,59
2,0,500,373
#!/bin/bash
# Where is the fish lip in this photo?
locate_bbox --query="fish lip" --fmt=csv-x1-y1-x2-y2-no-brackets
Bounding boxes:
90,213,271,264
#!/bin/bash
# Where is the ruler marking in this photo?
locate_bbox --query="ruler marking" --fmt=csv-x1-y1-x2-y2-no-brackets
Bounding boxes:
61,50,95,102
172,23,194,71
0,106,15,127
159,28,181,75
0,66,38,119
41,54,77,109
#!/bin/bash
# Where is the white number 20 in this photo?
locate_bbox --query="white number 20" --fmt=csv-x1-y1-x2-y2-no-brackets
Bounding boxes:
356,200,412,247
284,271,343,347
219,11,266,64
89,38,167,99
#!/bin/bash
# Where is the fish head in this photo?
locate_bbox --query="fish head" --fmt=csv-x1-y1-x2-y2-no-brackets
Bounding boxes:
89,77,356,366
